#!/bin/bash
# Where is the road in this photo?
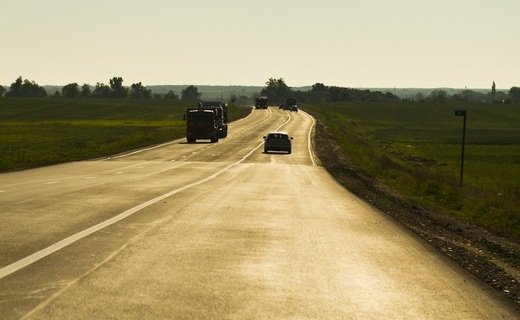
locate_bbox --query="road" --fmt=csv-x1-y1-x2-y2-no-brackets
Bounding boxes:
0,107,517,319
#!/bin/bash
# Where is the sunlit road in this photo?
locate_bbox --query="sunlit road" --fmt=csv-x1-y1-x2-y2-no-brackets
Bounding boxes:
0,107,517,319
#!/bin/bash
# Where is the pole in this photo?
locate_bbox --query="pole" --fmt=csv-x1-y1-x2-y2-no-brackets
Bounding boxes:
459,113,467,186
455,110,467,186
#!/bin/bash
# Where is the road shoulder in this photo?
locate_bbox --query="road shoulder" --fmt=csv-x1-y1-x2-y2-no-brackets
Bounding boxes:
312,119,520,308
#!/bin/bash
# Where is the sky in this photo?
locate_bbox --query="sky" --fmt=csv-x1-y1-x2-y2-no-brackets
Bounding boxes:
1,0,519,89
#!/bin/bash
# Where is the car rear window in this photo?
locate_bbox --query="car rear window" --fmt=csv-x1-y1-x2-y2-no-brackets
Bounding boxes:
268,133,288,140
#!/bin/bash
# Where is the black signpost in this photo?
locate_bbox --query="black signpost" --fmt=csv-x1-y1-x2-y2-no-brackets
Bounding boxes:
454,110,467,186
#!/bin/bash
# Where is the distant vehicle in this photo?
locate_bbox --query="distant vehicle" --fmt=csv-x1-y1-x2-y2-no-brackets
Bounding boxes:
283,98,296,111
198,101,228,138
290,105,298,112
185,108,219,143
279,104,285,109
255,96,269,109
263,131,293,154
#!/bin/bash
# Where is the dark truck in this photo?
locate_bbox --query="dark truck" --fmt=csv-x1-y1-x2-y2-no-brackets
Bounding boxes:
255,96,269,109
198,101,228,138
185,108,219,143
284,98,297,111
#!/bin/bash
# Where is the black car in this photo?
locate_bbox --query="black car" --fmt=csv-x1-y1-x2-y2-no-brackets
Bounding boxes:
263,131,293,154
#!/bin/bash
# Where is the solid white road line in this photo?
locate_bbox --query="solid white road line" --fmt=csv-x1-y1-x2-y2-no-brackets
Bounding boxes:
302,110,317,167
0,115,293,280
19,215,173,320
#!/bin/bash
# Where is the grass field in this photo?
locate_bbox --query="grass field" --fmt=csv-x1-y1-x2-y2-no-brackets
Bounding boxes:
305,101,520,239
0,98,250,172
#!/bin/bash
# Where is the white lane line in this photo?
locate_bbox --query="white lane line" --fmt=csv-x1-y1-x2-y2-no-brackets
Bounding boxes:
0,144,266,280
302,110,317,167
0,190,5,193
19,215,173,320
44,181,58,185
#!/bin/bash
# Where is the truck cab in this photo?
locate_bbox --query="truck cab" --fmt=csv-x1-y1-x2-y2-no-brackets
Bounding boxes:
198,101,228,138
186,108,219,143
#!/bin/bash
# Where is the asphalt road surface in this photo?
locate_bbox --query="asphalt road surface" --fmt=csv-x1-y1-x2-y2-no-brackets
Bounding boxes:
0,107,518,319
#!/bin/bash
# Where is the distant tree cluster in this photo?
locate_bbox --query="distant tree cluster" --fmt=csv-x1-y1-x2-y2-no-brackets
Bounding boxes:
411,83,519,104
180,85,201,101
260,78,292,104
91,77,128,98
510,87,520,103
0,76,182,100
5,77,47,98
260,78,399,104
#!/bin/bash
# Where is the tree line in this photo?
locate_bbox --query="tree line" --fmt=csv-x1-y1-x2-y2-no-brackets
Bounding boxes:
1,76,519,104
261,78,399,104
0,76,202,101
260,78,520,104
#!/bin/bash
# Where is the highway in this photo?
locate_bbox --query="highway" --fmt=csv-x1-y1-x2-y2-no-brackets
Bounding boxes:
0,107,517,319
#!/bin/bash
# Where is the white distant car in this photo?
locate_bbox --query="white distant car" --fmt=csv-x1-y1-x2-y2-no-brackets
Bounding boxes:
263,131,293,154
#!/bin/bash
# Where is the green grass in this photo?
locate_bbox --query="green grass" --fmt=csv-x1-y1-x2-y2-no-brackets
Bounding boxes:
305,101,520,239
0,98,250,172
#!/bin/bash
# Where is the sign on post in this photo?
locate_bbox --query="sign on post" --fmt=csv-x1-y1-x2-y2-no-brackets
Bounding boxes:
454,110,467,186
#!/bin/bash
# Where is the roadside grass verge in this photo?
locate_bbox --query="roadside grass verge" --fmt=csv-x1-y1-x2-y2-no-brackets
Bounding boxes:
0,98,250,172
305,101,520,240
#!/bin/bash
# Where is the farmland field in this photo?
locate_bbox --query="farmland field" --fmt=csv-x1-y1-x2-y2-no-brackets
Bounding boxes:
305,101,520,239
0,98,250,172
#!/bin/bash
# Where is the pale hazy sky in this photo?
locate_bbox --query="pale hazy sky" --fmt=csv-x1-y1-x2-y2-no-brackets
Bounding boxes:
1,0,519,89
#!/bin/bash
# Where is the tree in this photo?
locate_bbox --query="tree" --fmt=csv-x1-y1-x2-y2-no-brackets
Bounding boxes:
6,76,47,97
181,85,201,101
427,89,448,103
414,93,425,102
109,77,127,98
509,86,520,103
329,86,351,102
260,78,292,104
81,84,91,98
163,90,179,100
61,83,80,98
0,85,5,97
92,82,111,98
130,82,151,99
7,77,23,97
452,90,486,103
308,82,329,103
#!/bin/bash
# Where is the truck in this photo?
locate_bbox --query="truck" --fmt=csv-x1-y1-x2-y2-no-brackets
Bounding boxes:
283,97,297,111
255,96,269,109
198,101,228,138
185,108,219,143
